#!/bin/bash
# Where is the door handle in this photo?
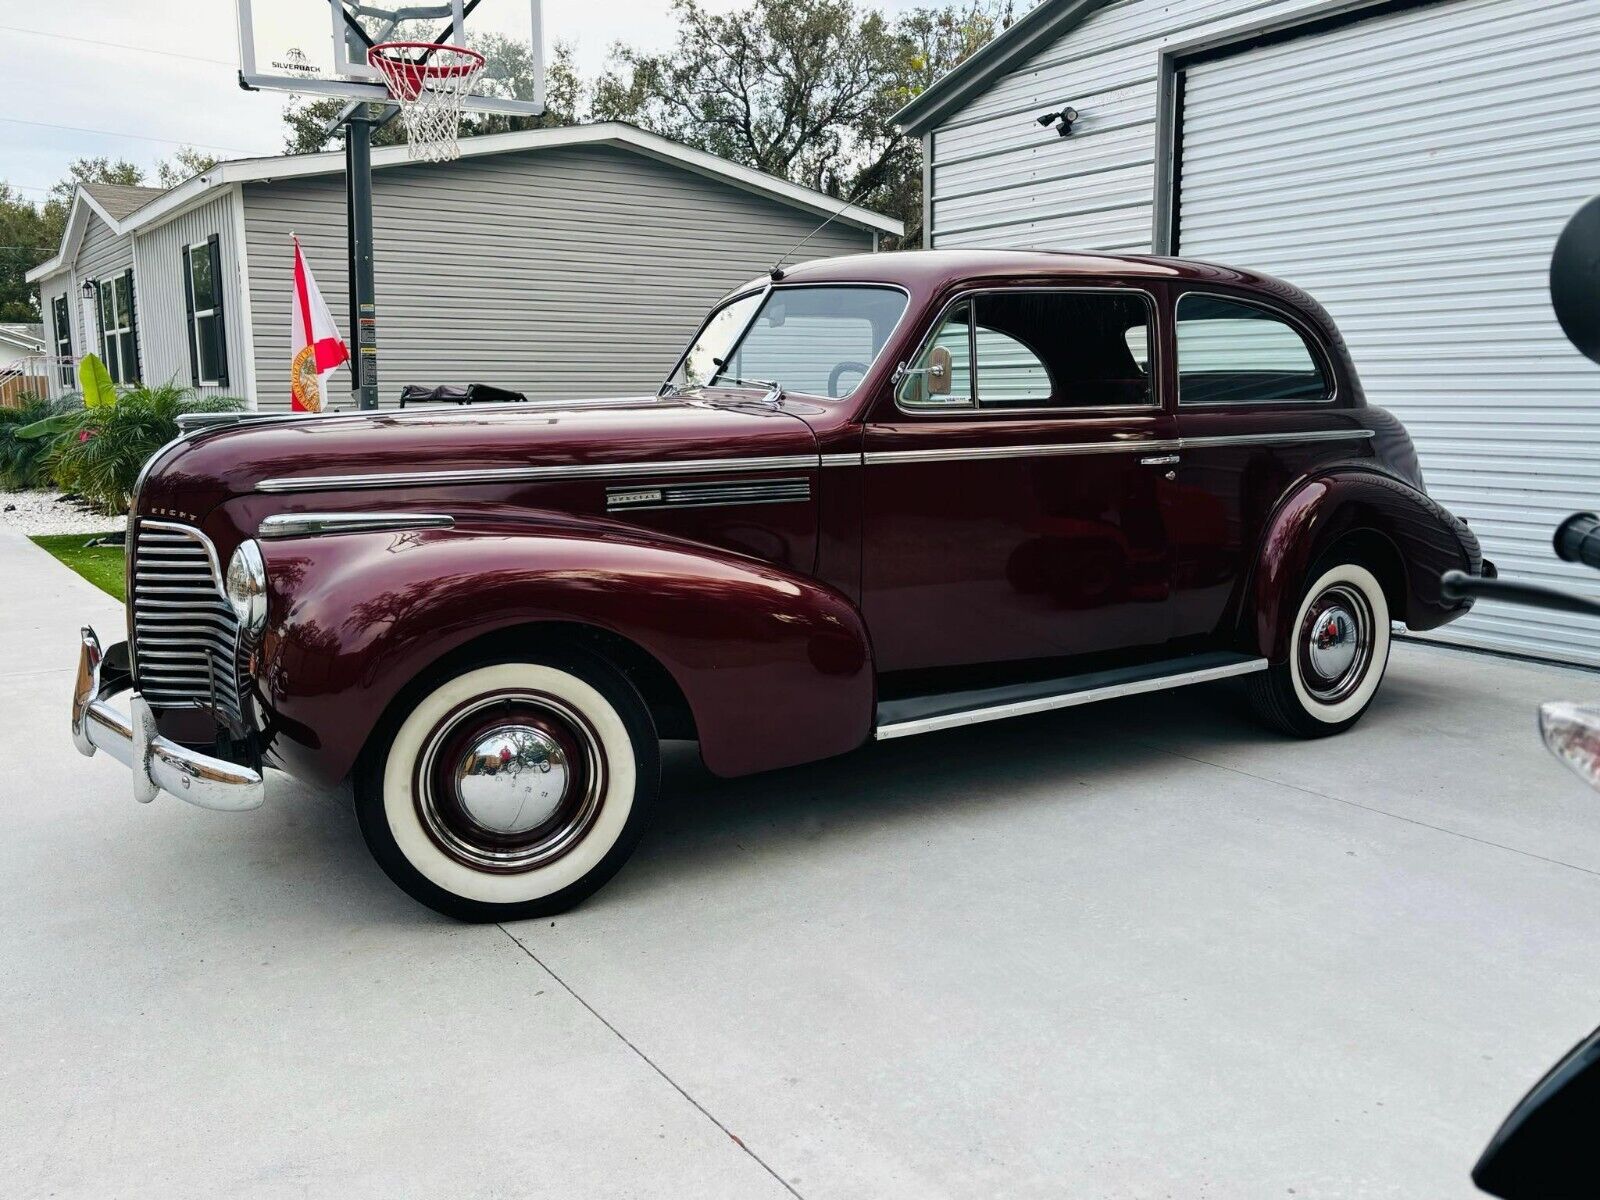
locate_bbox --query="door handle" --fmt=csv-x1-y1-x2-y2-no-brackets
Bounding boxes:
1139,454,1180,467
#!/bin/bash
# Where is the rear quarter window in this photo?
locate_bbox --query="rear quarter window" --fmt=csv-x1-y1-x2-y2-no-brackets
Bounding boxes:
1177,293,1331,405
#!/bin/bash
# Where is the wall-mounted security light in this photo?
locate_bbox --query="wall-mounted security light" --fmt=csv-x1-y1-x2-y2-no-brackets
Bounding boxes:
1036,106,1080,138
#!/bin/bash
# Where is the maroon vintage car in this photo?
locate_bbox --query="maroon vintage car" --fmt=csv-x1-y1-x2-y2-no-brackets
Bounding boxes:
71,250,1487,920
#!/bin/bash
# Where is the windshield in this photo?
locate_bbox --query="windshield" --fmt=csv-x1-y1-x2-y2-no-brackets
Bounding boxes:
665,286,908,399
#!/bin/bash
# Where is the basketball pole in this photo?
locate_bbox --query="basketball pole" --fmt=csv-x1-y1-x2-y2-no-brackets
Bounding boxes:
344,111,380,411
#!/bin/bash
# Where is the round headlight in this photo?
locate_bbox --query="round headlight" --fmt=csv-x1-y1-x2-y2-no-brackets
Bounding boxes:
225,539,268,640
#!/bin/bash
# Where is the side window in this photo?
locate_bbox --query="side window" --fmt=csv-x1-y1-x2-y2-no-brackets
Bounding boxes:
899,291,1154,412
1176,294,1330,405
897,302,974,408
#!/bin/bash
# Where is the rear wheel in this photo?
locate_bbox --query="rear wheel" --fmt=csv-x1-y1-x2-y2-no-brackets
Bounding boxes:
355,650,659,922
1249,558,1391,738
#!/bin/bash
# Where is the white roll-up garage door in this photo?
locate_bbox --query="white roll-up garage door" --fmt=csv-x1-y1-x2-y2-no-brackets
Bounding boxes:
1178,0,1600,665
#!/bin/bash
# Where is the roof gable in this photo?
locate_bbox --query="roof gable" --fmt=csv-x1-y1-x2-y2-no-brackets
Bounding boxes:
892,0,1120,135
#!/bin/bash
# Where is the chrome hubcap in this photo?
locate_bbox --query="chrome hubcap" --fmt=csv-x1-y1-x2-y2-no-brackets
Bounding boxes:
1299,584,1374,704
415,692,605,874
454,726,569,835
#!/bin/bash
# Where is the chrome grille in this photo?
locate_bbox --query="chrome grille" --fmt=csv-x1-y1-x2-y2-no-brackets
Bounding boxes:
131,520,243,723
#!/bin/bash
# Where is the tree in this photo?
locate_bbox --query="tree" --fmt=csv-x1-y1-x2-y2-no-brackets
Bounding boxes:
282,38,584,155
155,147,221,189
46,156,145,210
592,0,1018,247
0,184,55,321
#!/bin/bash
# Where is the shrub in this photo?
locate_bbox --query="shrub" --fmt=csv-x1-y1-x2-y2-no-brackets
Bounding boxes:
0,395,81,490
48,383,245,513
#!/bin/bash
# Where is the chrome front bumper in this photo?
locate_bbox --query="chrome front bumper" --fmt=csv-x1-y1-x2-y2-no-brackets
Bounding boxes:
71,627,264,812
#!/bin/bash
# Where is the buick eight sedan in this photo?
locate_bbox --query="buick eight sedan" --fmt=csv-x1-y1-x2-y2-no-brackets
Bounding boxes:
71,250,1488,920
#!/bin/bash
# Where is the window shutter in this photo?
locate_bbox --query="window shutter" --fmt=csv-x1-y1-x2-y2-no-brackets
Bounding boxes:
207,233,228,388
181,246,199,386
94,281,106,358
123,267,142,384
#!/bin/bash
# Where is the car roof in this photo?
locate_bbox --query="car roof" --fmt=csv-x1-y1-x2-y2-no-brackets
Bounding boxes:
765,248,1295,292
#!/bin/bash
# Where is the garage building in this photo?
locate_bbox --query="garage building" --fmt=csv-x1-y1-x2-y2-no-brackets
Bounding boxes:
897,0,1600,666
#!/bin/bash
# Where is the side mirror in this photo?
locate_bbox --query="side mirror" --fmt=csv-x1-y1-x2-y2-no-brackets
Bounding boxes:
1474,1024,1600,1197
1551,194,1600,365
928,345,953,396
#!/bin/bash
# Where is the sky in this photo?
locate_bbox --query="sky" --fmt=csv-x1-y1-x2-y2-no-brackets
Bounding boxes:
3,0,933,208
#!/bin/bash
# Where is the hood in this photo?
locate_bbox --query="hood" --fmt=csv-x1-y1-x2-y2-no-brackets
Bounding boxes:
136,395,821,518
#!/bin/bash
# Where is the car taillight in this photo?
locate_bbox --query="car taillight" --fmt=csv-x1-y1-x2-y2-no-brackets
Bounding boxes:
1539,701,1600,791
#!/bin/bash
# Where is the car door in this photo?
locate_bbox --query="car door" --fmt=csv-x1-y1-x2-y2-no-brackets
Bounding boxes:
860,285,1180,675
1165,289,1358,643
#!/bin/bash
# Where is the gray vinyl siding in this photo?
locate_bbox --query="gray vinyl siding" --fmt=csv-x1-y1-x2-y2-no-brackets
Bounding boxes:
74,213,133,355
243,144,870,411
133,192,248,399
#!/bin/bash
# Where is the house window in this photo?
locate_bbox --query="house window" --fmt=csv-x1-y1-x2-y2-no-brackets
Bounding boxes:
97,273,139,385
51,294,73,388
184,237,228,388
1176,293,1330,405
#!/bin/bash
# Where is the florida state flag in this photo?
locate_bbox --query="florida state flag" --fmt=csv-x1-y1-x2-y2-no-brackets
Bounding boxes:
290,235,350,413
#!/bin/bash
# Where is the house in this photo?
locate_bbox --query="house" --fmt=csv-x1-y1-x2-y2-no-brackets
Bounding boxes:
26,123,900,413
895,0,1600,667
0,323,47,408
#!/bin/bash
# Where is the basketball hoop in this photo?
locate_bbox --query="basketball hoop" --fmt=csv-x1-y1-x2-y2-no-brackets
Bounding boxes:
368,41,486,162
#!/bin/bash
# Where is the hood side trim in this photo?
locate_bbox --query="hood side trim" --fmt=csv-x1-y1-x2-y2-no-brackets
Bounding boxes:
258,453,823,494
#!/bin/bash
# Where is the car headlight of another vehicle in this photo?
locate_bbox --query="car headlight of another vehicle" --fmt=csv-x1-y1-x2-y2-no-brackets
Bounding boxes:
225,539,268,640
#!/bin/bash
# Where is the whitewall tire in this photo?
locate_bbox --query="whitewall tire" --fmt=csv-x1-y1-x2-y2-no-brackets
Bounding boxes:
355,650,659,921
1250,559,1392,737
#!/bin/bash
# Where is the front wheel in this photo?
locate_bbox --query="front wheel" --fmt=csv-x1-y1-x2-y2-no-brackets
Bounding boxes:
355,650,659,922
1249,558,1392,738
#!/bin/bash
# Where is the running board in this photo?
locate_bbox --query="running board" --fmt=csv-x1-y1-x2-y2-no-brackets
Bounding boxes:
873,651,1269,740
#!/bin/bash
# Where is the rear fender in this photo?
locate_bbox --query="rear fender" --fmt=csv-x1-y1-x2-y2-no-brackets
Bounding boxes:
1248,466,1480,661
253,516,874,785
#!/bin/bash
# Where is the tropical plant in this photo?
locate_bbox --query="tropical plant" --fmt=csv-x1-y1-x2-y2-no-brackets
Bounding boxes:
79,352,116,410
46,383,244,513
0,394,79,489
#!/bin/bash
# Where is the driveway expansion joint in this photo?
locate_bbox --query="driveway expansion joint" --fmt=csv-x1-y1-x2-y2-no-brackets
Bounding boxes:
498,924,806,1200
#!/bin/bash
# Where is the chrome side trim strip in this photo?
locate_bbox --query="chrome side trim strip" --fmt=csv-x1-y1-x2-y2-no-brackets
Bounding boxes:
258,512,457,539
874,657,1270,740
257,453,822,494
606,478,811,512
255,430,1374,493
862,428,1374,466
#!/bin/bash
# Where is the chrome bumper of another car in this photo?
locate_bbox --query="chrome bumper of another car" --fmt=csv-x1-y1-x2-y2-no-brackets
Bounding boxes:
71,627,264,812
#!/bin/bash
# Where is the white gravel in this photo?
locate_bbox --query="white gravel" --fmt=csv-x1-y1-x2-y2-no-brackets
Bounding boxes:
0,490,123,537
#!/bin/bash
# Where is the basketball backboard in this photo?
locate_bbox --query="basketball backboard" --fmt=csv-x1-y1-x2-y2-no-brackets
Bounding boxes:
235,0,544,116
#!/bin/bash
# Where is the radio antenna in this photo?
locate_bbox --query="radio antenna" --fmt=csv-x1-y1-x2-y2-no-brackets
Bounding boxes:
769,178,877,281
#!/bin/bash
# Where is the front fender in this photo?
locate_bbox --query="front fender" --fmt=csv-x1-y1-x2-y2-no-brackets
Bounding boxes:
253,517,874,785
1249,466,1481,661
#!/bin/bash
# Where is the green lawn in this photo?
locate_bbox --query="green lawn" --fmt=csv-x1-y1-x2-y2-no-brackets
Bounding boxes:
31,533,126,602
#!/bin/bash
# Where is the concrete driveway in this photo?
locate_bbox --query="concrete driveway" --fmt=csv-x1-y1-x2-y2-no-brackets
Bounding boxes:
5,529,1600,1199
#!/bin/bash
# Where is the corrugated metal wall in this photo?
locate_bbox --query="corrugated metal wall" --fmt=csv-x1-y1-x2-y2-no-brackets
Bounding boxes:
1177,0,1600,664
132,191,250,400
243,144,871,411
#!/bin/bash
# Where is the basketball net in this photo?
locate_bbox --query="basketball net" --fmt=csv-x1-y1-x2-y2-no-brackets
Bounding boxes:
368,42,487,163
